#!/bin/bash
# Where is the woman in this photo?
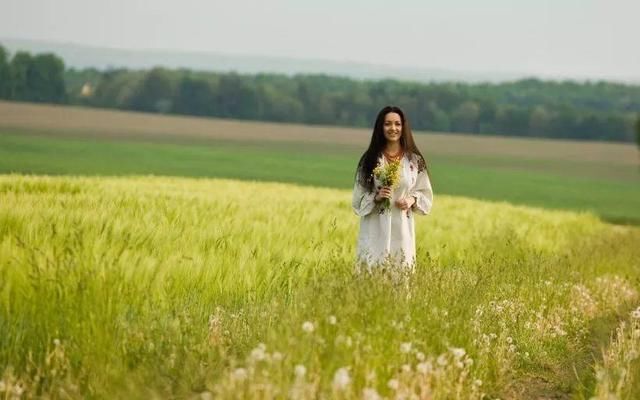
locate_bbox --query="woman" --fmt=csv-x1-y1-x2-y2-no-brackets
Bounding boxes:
352,105,433,273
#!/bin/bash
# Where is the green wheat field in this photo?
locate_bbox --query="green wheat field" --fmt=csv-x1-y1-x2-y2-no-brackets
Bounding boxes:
1,101,640,399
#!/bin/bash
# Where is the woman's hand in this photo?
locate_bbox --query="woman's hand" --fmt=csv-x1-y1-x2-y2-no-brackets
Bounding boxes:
375,186,392,202
395,196,416,210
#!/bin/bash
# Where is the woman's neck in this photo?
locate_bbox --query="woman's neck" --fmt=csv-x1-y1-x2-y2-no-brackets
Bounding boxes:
384,142,402,155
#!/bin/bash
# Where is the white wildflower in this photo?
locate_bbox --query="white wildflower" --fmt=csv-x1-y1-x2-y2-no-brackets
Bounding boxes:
401,364,411,373
387,379,400,390
233,368,248,381
294,364,307,379
400,342,412,354
417,361,432,374
302,321,315,333
416,351,425,361
328,315,337,325
362,387,382,400
332,367,351,391
53,338,61,347
251,347,266,361
450,347,466,359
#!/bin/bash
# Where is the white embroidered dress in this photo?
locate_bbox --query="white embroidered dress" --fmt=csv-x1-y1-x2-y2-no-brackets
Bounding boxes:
352,152,433,271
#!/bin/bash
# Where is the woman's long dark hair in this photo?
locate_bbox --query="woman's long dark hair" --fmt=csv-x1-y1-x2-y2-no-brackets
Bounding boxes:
356,106,429,192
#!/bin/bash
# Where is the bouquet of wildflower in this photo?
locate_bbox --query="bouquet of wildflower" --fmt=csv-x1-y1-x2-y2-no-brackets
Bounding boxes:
373,158,402,211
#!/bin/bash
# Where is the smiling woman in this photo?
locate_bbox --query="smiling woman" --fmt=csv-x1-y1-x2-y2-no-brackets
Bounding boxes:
352,106,433,273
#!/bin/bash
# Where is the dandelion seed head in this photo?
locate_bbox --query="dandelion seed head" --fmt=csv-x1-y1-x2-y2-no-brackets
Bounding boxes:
294,364,307,379
251,347,266,361
332,367,351,391
302,321,315,333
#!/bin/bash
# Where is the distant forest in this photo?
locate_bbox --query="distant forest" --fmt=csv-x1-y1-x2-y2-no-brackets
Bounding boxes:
1,44,639,143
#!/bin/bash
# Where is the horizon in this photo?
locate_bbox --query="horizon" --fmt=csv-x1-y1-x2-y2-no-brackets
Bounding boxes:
2,36,639,86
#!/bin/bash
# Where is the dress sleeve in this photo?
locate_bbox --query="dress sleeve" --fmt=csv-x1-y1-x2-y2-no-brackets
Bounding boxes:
352,172,376,217
409,166,433,215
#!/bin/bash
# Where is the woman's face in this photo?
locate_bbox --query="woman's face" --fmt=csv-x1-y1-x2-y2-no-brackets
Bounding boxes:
383,112,402,143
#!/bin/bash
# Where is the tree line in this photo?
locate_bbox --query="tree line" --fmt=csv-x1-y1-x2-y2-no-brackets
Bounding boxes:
2,44,640,144
0,46,66,103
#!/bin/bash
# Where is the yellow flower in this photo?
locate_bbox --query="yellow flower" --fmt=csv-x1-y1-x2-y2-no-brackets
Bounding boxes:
373,158,402,211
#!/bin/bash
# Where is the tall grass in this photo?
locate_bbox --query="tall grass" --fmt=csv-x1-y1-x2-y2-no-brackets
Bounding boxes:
1,175,639,398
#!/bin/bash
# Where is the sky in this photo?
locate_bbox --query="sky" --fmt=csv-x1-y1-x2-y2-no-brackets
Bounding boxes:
2,0,639,81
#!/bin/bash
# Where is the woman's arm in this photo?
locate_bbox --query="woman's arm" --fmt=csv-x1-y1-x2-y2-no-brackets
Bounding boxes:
352,172,377,217
409,165,433,215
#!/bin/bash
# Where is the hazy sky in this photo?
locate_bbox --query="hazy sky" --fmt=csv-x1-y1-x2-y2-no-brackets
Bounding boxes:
2,0,639,80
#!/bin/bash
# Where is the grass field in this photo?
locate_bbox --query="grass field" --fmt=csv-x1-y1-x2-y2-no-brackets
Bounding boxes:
2,101,640,398
1,175,640,399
